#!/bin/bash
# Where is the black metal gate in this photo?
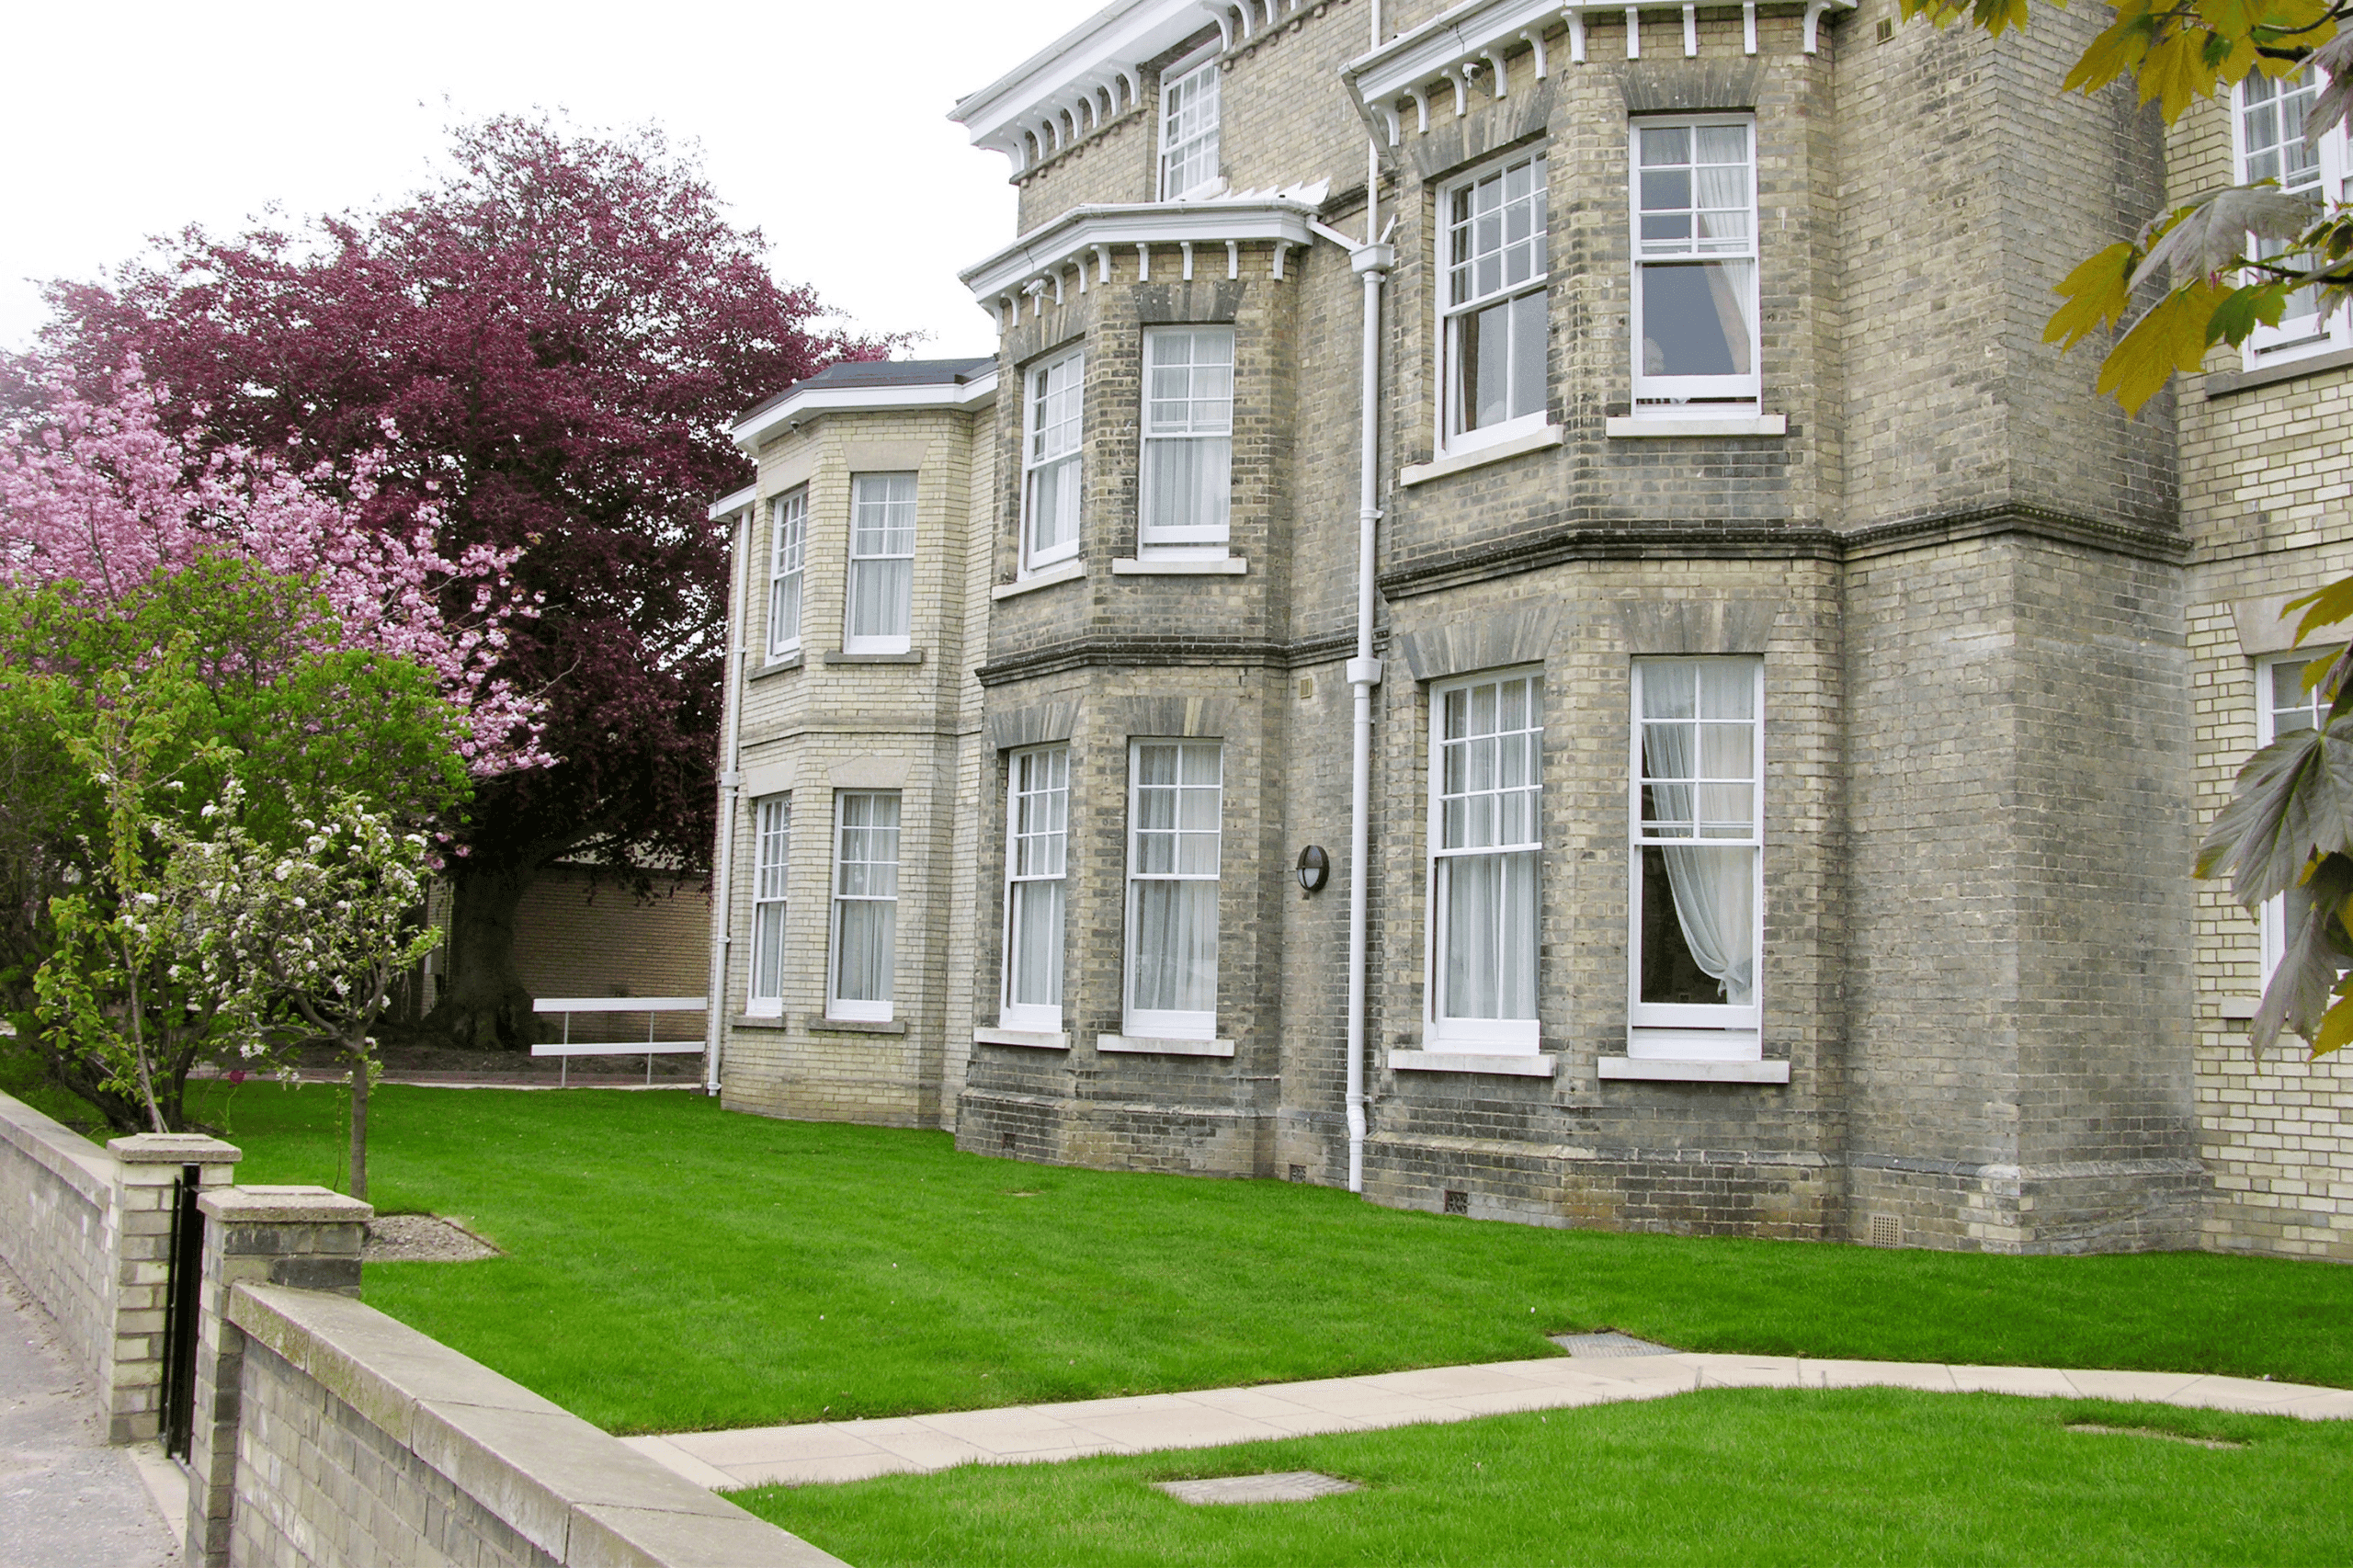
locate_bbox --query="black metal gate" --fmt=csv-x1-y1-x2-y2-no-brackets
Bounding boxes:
159,1164,204,1460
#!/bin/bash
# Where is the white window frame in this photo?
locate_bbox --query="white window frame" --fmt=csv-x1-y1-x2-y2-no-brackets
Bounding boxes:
826,790,900,1022
1122,739,1222,1040
2256,653,2331,978
1630,116,1761,419
1021,350,1084,575
2234,67,2350,367
1425,671,1544,1052
767,488,806,662
844,472,916,654
1158,51,1222,201
746,794,790,1016
1138,325,1234,557
1001,745,1070,1031
1438,150,1552,457
1627,657,1765,1060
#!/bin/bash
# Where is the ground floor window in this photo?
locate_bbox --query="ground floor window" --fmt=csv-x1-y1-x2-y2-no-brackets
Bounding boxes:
829,790,900,1021
2258,654,2329,979
1630,657,1763,1057
1125,740,1222,1039
1003,745,1069,1030
1428,671,1543,1050
747,794,789,1015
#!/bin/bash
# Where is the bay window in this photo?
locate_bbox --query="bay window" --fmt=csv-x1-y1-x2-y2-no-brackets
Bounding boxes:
2235,67,2349,364
845,473,915,653
1125,740,1222,1039
828,790,900,1021
1428,672,1543,1051
1002,745,1070,1030
1630,658,1764,1059
747,794,789,1016
1022,350,1083,574
1441,152,1551,452
768,489,806,660
1159,55,1222,200
1139,326,1233,554
1631,118,1760,416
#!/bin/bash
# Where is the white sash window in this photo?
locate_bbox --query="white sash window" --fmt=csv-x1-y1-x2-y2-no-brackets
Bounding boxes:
1139,326,1233,554
767,490,806,661
1428,673,1543,1051
1441,153,1550,453
1002,745,1070,1030
2258,655,2331,978
845,473,915,653
828,790,900,1021
1159,56,1222,200
747,795,790,1015
1631,119,1760,416
1125,741,1222,1039
1630,658,1764,1060
1022,351,1083,574
2235,68,2349,365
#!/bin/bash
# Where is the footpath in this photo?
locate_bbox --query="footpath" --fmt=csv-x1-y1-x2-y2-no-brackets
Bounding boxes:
623,1337,2353,1493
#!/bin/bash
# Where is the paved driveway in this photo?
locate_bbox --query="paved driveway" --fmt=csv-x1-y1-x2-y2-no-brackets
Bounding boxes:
0,1262,180,1568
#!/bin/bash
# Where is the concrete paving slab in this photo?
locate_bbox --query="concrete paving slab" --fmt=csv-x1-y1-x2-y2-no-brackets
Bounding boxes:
1687,1355,1805,1388
618,1436,742,1493
2063,1370,2211,1403
669,1424,886,1467
1801,1360,1961,1392
856,1428,999,1470
1182,1386,1324,1418
1354,1365,1553,1400
723,1452,930,1488
1949,1366,2083,1397
911,1416,1106,1458
1063,1407,1284,1451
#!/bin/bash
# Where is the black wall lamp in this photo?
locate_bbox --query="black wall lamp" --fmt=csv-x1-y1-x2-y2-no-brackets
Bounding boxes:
1296,845,1330,894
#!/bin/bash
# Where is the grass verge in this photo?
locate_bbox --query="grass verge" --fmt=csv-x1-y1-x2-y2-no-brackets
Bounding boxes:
195,1083,2353,1436
734,1391,2353,1567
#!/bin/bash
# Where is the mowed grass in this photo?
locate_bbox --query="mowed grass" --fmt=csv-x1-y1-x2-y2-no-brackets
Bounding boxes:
736,1392,2353,1567
194,1083,2353,1436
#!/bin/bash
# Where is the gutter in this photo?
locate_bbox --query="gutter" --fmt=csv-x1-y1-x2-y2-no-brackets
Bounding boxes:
703,486,757,1097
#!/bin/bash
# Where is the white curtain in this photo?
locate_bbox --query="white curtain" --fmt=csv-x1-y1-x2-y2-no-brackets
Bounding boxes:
751,903,785,1002
1444,850,1537,1020
848,558,912,641
1007,881,1063,1006
1131,881,1217,1013
836,902,895,1001
1642,665,1756,1006
1142,437,1231,540
1029,455,1079,556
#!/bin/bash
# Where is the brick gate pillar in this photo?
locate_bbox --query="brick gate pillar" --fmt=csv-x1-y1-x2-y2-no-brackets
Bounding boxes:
103,1133,241,1444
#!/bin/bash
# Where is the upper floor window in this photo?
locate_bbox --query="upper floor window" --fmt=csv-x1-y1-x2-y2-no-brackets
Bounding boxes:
1022,350,1084,574
1428,672,1543,1051
1629,658,1764,1060
1631,119,1759,417
1442,153,1550,453
845,472,915,654
1125,740,1222,1040
1160,56,1222,200
1002,744,1070,1031
747,794,790,1016
1140,326,1233,555
767,489,806,661
2235,68,2348,365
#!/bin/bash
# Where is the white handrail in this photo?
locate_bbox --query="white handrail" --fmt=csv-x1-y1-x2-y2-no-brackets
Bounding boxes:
527,997,710,1085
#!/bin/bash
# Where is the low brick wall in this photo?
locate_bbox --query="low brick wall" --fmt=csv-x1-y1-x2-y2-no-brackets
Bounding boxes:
0,1089,238,1440
186,1186,841,1568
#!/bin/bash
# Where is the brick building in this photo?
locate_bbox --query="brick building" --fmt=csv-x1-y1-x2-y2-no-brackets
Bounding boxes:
701,0,2351,1257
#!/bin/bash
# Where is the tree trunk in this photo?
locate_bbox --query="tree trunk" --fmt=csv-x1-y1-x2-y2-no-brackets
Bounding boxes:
423,862,542,1051
347,1051,369,1201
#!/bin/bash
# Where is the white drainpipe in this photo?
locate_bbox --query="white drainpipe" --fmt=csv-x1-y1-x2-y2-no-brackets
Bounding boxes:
703,499,755,1097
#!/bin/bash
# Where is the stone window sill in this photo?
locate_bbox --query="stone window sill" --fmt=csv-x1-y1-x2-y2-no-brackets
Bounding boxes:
2206,343,2353,399
1110,556,1247,575
1388,1049,1554,1077
810,1017,908,1036
1399,425,1562,487
821,649,925,665
973,1027,1070,1050
732,1014,790,1030
1097,1033,1235,1057
2217,996,2260,1020
749,653,802,681
1598,1056,1789,1084
993,560,1086,599
1605,414,1787,438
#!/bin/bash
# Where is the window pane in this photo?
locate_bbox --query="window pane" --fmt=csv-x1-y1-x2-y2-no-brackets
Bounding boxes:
1640,844,1756,1006
1640,260,1755,378
835,900,895,1001
847,559,912,640
1007,880,1063,1006
1129,880,1218,1012
1442,850,1538,1021
751,901,786,1001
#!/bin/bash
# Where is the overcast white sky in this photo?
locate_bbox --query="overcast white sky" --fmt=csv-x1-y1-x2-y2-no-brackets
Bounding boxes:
0,0,1109,363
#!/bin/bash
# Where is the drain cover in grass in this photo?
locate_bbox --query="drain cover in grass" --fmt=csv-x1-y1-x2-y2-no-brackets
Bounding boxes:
1552,1332,1677,1358
2068,1423,2245,1450
1155,1472,1361,1505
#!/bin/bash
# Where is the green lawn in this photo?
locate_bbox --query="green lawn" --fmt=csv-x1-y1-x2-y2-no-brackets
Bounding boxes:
191,1083,2353,1437
734,1392,2352,1567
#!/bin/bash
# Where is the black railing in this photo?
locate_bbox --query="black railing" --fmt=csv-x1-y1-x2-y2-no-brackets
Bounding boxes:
159,1165,204,1460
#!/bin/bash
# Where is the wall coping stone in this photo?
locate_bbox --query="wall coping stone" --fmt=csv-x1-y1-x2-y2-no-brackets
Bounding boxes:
108,1132,243,1165
224,1282,845,1566
198,1187,373,1225
0,1090,118,1208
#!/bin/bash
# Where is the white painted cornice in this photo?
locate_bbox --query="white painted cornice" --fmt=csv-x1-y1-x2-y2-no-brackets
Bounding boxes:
707,484,757,521
960,192,1325,302
950,0,1228,171
730,374,999,453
